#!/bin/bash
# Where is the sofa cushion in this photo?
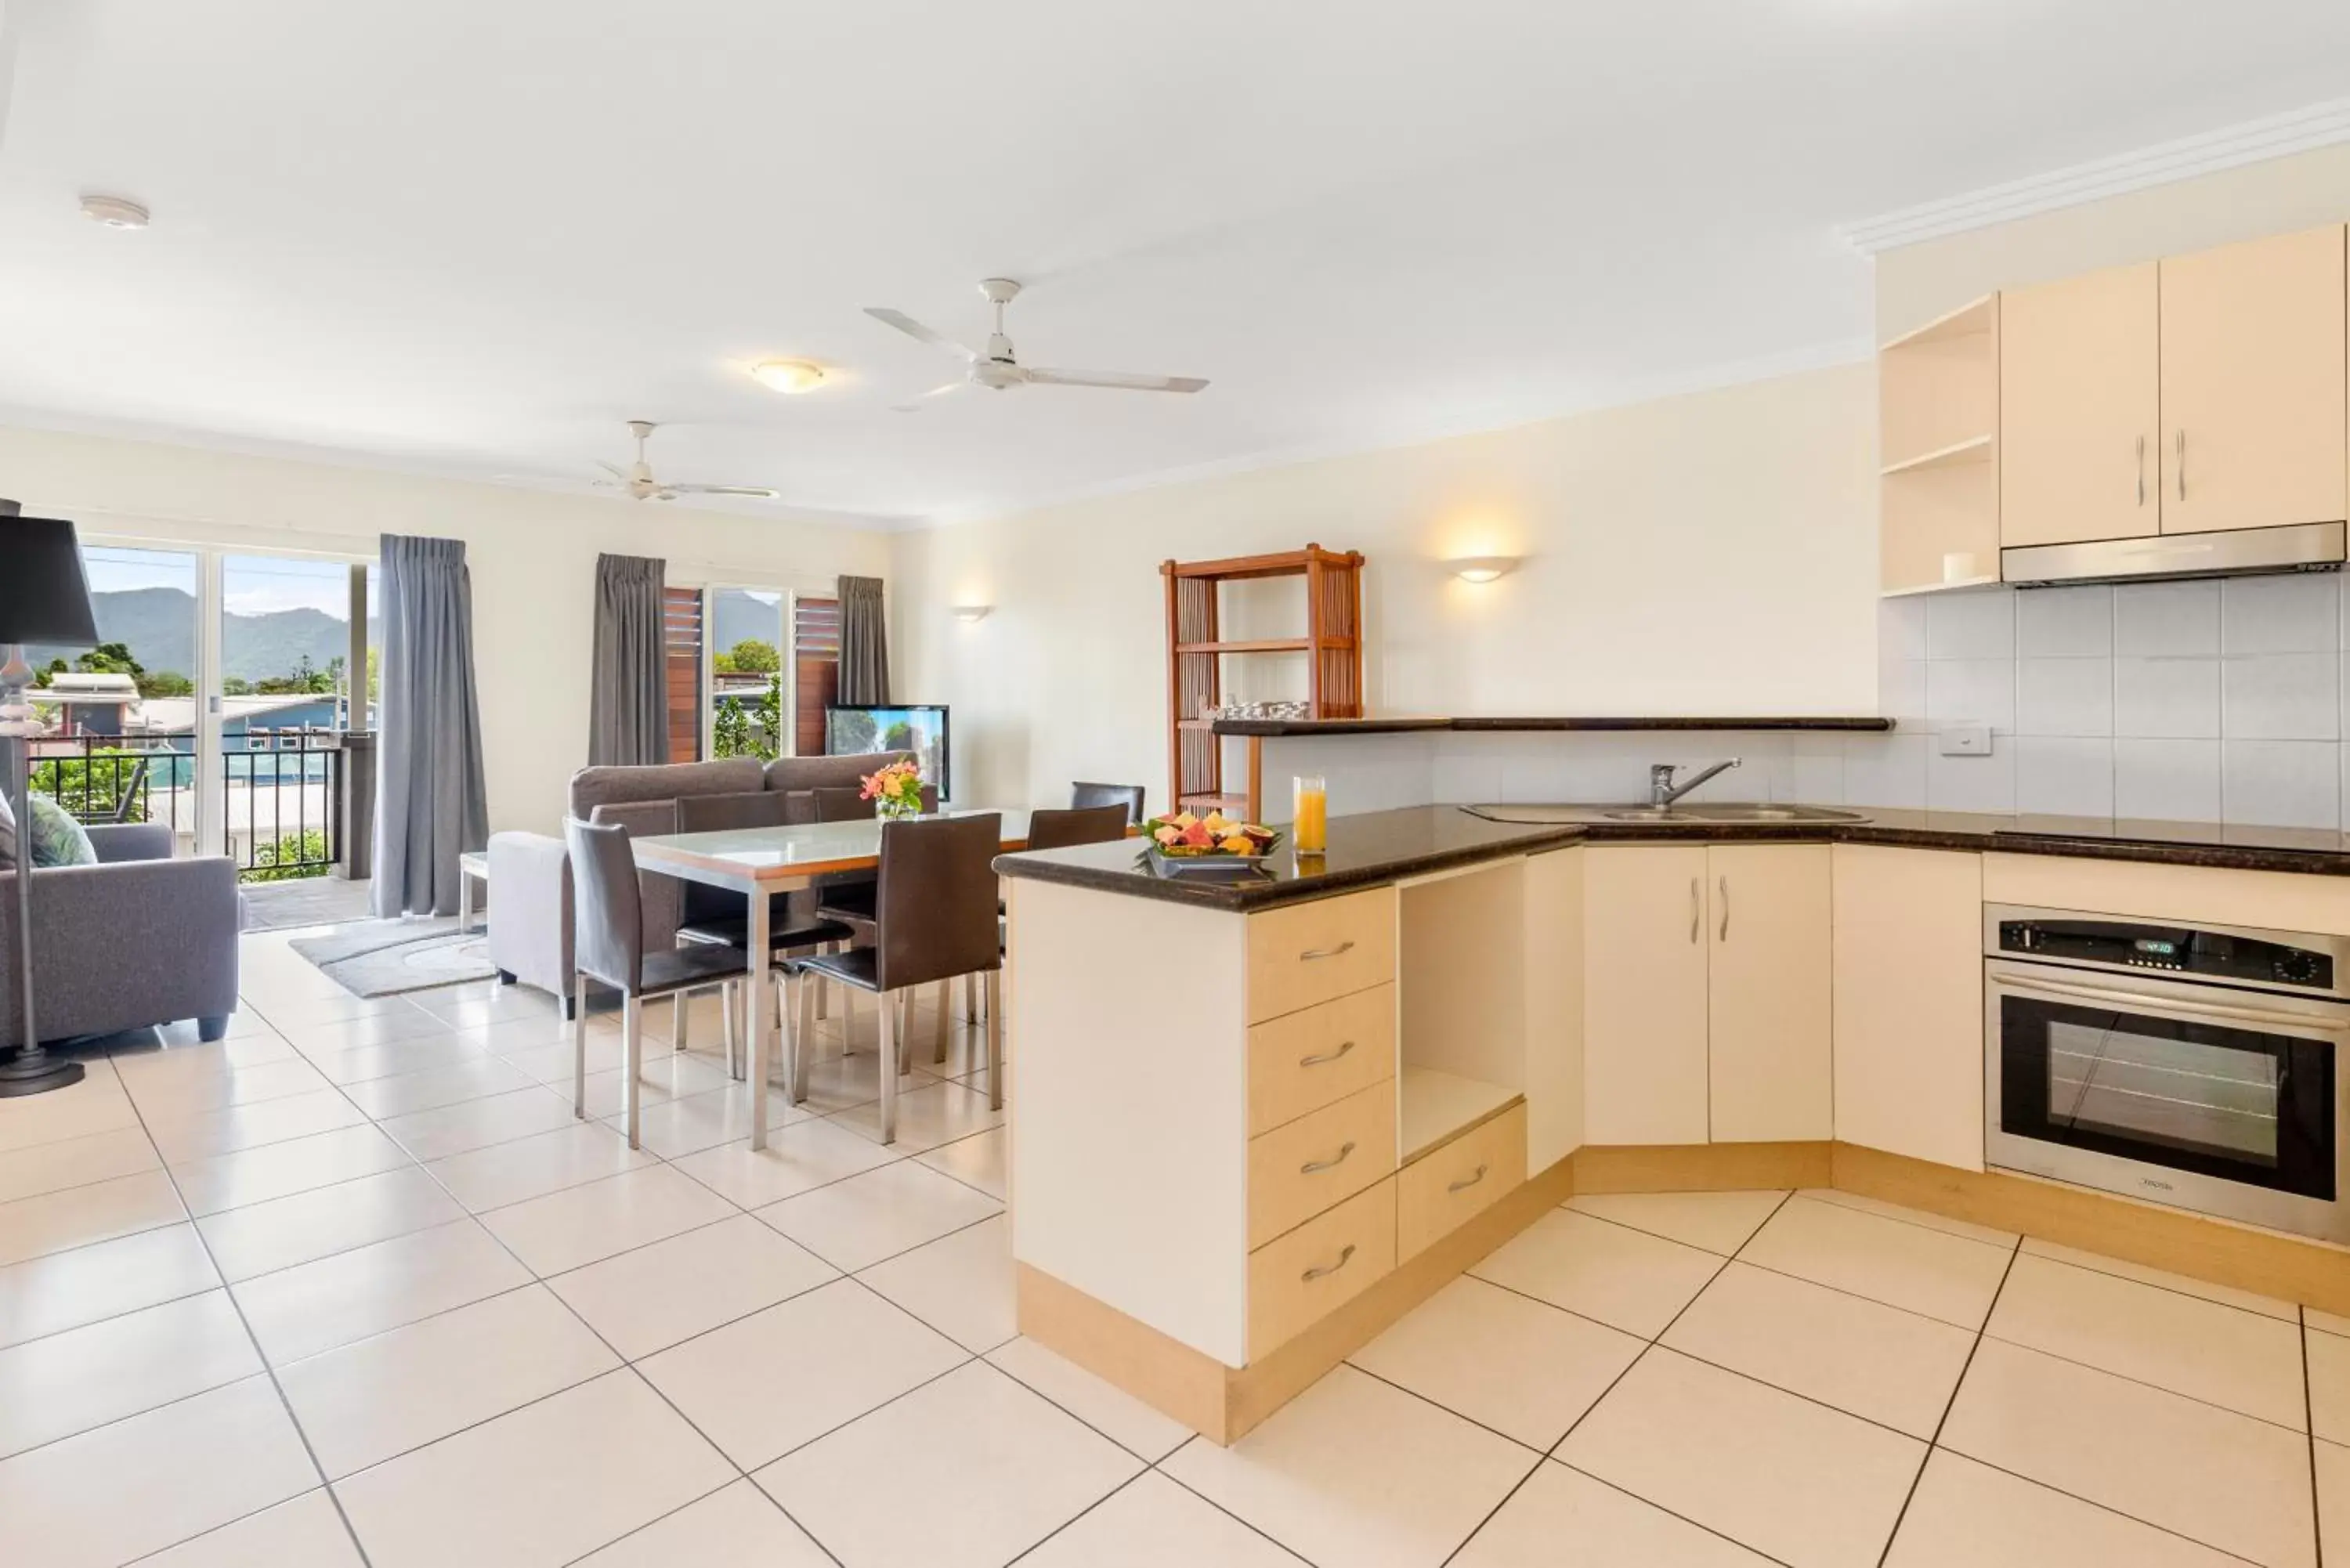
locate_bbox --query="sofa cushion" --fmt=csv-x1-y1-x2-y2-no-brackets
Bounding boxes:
568,757,764,820
27,796,96,868
763,752,915,799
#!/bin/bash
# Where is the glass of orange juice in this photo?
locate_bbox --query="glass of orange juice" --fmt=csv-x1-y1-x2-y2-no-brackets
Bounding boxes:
1292,775,1328,854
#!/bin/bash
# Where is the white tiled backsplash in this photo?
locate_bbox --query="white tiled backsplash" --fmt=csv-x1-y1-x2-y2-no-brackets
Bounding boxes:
1861,573,2350,827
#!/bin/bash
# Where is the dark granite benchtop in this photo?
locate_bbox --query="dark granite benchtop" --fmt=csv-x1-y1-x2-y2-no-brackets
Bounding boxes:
1207,714,1896,737
994,804,2350,911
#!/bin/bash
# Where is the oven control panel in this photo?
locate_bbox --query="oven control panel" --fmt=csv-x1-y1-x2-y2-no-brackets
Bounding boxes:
1995,914,2337,993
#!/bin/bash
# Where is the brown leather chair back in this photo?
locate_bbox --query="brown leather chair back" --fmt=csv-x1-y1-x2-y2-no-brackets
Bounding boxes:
873,814,1003,991
811,786,876,822
674,791,786,927
564,816,642,992
1071,782,1146,825
1025,804,1130,851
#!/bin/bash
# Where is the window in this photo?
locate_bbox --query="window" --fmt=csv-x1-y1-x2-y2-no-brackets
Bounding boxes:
663,586,703,764
708,588,786,759
793,595,841,757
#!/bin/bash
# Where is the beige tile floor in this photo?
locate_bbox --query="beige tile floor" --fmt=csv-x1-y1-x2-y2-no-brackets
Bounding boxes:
1,927,2347,1566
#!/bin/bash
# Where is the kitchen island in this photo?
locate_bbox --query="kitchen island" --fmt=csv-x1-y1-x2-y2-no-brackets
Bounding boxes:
996,805,2350,1443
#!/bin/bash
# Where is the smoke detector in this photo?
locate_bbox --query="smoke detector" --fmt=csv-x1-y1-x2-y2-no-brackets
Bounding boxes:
80,194,150,230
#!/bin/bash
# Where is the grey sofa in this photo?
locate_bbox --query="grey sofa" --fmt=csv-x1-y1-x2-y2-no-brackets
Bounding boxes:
486,752,924,1013
1,824,243,1048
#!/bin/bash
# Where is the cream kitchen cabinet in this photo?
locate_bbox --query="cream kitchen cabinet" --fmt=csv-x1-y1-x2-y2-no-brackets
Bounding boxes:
1582,844,1831,1146
1582,845,1711,1144
1999,262,2160,547
1831,844,1985,1172
2158,224,2348,535
1706,844,1833,1143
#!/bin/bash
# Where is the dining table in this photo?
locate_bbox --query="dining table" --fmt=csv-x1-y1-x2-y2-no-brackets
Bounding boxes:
629,808,1033,1149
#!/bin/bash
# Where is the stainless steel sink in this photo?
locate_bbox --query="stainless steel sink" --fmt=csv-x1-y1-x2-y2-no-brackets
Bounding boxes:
1465,802,1869,826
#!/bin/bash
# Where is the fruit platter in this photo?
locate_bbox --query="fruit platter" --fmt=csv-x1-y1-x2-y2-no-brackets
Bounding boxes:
1141,810,1282,877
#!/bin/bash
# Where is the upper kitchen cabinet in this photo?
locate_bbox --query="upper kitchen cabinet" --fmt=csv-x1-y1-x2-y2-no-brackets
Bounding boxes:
2158,224,2348,535
1879,295,2000,595
2000,262,2160,547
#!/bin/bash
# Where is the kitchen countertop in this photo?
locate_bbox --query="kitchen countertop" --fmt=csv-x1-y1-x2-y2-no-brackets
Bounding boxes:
1206,714,1897,737
994,804,2350,911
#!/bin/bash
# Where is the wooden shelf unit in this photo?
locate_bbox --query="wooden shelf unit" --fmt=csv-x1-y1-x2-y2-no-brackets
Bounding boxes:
1879,294,2001,596
1163,545,1365,821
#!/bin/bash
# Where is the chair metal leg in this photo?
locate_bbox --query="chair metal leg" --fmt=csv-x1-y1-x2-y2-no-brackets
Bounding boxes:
984,970,1003,1110
571,972,589,1119
877,986,898,1143
772,970,791,1098
794,968,817,1104
933,980,951,1064
718,981,736,1067
622,992,644,1151
963,972,978,1024
897,992,915,1075
674,992,689,1054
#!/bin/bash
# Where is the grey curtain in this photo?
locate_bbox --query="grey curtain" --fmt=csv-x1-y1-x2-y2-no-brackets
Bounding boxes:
837,575,891,704
371,535,489,918
589,553,667,766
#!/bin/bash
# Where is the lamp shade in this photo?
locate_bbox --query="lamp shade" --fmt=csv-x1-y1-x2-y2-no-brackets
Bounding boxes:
0,517,99,648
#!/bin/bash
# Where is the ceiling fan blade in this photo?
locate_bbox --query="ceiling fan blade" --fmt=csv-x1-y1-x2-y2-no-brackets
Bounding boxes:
864,308,978,361
891,381,969,414
1028,367,1208,394
667,483,782,499
594,460,628,479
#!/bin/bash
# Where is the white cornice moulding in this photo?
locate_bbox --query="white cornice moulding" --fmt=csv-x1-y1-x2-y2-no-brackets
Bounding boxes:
1839,97,2350,255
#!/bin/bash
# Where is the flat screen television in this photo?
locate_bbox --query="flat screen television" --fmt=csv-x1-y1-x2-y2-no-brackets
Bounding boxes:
826,705,950,800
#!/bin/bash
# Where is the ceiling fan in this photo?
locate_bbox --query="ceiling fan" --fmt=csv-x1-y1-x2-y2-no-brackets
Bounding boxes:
595,421,779,501
866,279,1207,412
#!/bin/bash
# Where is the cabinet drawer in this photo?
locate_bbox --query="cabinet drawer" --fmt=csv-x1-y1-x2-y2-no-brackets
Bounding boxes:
1247,1081,1397,1248
1246,887,1397,1024
1397,1103,1527,1262
1247,1178,1397,1360
1249,984,1396,1136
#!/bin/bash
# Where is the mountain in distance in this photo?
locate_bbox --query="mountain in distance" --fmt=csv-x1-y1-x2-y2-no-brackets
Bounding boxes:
711,594,785,658
31,587,378,682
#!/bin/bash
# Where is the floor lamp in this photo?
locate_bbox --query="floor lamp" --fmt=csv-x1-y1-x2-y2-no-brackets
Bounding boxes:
0,512,100,1097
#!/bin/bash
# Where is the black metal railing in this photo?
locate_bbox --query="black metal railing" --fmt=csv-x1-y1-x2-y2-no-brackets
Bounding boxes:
28,729,347,881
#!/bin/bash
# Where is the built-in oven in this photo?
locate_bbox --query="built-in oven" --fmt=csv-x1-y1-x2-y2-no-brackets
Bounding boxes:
1985,905,2350,1245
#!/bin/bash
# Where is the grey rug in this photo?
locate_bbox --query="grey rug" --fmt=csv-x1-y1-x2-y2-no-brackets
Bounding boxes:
289,917,499,998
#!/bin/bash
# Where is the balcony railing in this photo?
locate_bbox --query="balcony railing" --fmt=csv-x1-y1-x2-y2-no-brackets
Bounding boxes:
27,729,348,882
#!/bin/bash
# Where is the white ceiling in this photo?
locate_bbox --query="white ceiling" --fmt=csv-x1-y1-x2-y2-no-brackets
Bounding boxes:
2,1,2348,529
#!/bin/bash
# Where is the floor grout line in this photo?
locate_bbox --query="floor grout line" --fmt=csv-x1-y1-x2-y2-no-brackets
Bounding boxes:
1870,1228,2018,1567
2308,1306,2327,1568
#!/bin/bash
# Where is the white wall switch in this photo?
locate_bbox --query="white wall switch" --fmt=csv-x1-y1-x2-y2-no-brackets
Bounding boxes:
1940,724,1992,757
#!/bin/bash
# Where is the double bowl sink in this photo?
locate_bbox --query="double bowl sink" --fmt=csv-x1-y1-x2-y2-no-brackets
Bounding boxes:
1464,802,1870,826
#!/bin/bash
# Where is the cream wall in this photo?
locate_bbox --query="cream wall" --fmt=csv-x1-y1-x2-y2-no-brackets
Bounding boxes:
0,423,888,833
891,363,1881,811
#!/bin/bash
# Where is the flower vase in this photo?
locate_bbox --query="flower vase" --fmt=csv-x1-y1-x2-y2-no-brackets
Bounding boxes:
877,795,922,822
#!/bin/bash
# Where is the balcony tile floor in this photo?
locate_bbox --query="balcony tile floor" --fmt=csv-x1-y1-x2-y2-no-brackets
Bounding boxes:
0,927,2341,1565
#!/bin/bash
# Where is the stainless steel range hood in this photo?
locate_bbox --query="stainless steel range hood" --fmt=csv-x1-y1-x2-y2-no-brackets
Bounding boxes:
2002,521,2345,587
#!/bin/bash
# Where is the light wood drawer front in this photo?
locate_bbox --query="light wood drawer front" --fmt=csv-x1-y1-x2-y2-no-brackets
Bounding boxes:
1397,1103,1527,1262
1247,1179,1396,1360
1246,887,1397,1024
1247,1082,1397,1248
1249,984,1396,1136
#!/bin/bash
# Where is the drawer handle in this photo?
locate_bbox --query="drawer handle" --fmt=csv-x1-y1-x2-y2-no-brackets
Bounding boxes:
1299,1039,1357,1068
1300,1140,1357,1175
1299,941,1356,961
1447,1162,1490,1194
1301,1244,1357,1282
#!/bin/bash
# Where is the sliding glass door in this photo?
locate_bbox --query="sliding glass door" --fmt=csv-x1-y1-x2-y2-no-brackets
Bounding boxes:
29,540,374,877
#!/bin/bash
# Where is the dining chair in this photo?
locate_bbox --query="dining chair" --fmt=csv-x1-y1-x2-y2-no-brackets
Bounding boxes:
564,817,754,1149
782,813,1003,1143
964,801,1130,1034
1071,781,1147,825
671,790,857,1079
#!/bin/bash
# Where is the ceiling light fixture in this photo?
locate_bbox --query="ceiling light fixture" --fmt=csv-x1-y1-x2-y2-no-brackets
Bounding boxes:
79,194,150,230
1446,556,1520,583
953,604,994,623
750,359,827,395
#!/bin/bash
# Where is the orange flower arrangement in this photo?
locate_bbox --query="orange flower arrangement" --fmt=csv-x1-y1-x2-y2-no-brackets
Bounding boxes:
861,757,925,819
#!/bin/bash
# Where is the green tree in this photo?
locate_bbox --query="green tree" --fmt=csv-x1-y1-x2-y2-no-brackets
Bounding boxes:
34,657,67,688
832,709,877,752
713,699,751,758
139,670,194,697
728,638,780,675
74,641,145,678
711,651,737,675
242,829,330,883
755,674,783,761
222,677,254,696
882,721,914,751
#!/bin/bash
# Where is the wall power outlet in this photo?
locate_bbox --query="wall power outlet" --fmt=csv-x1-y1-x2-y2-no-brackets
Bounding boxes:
1940,724,1992,757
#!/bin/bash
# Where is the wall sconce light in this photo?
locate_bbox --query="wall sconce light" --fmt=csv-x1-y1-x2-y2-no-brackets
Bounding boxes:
953,604,993,623
1446,556,1520,583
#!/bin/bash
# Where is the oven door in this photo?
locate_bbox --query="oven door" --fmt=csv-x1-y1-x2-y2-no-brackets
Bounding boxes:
1985,957,2349,1243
